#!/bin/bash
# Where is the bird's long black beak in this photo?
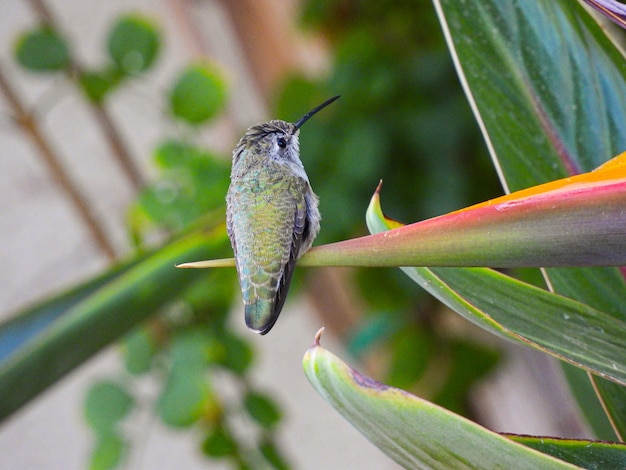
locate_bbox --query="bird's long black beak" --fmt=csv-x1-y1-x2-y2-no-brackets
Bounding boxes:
294,95,340,129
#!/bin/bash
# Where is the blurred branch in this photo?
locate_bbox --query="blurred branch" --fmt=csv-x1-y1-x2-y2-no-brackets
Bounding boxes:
0,67,116,260
27,0,146,191
219,0,308,96
167,0,209,57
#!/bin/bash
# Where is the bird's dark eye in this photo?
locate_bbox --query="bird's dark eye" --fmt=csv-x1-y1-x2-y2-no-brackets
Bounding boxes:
277,137,287,148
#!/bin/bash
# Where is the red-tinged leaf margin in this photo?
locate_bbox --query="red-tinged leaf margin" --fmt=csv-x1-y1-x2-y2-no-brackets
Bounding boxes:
365,185,626,387
581,0,626,29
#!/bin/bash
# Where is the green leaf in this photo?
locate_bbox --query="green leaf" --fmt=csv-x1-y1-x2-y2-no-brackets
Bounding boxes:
121,328,155,375
590,376,626,439
14,26,69,72
89,432,127,470
169,63,227,124
434,1,626,188
0,258,142,365
365,192,626,387
243,391,282,429
79,67,124,103
131,140,230,234
433,0,626,438
509,435,626,469
259,438,290,470
157,371,211,428
0,229,228,423
303,330,579,469
84,380,133,432
202,425,237,458
169,327,213,372
182,268,236,320
157,328,223,428
561,364,617,441
107,14,160,74
216,331,254,375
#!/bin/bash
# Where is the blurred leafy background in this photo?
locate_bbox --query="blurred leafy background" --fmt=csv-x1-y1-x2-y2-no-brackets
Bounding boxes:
0,0,591,469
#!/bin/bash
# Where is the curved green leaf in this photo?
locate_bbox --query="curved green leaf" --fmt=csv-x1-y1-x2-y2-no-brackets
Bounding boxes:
303,329,580,470
0,258,143,364
0,230,229,422
589,376,626,440
260,438,291,470
434,0,626,188
561,365,618,441
365,190,626,386
434,0,626,438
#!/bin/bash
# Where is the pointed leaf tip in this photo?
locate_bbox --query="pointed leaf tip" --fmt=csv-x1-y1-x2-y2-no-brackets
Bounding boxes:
375,179,383,195
314,327,325,347
175,258,235,269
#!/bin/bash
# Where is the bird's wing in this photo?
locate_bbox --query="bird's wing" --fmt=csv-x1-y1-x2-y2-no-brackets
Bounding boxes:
272,181,310,319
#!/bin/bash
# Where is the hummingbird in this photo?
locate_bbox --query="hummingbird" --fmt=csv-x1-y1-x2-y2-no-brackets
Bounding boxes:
226,95,339,335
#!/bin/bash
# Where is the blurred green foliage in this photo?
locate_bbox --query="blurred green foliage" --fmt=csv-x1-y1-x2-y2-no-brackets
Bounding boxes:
90,433,126,470
84,380,132,470
169,63,229,124
84,380,134,432
81,14,161,103
129,139,230,238
14,26,70,71
107,14,161,74
13,13,162,103
275,0,502,411
244,391,283,429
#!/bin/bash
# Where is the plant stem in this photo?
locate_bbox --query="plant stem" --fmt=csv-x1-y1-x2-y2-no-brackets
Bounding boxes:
0,67,117,260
